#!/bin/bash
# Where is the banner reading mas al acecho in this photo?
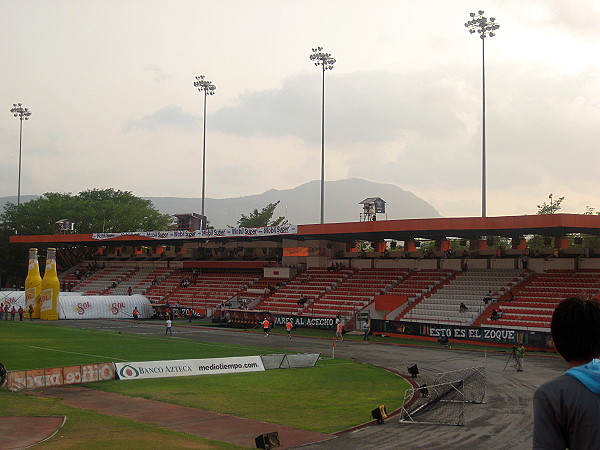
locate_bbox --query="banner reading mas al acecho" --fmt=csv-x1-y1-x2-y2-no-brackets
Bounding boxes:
115,356,265,380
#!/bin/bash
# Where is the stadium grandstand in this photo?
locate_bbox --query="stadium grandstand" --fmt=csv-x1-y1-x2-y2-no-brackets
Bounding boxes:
10,213,600,349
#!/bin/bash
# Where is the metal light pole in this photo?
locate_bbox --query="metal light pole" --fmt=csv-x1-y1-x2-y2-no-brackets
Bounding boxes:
193,75,216,218
10,103,32,208
465,11,499,218
310,47,336,224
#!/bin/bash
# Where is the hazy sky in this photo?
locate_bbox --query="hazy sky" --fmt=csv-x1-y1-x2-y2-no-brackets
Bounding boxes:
1,0,599,220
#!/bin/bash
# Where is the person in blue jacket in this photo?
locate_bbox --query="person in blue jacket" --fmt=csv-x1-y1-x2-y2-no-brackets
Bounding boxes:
533,297,600,449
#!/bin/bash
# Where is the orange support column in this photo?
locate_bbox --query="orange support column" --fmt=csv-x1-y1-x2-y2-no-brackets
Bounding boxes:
404,240,417,252
512,238,527,249
470,239,488,251
436,240,450,252
555,236,570,249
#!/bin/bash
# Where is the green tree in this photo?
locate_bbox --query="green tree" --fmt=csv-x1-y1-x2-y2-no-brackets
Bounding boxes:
1,188,173,235
0,189,174,287
237,201,288,228
537,195,564,214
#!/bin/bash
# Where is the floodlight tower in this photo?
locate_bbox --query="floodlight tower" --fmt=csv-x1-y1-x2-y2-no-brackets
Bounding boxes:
310,46,336,224
465,10,500,218
193,75,216,217
10,103,32,208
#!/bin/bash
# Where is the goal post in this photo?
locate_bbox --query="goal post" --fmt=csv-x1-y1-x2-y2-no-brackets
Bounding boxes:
399,380,465,426
434,365,486,404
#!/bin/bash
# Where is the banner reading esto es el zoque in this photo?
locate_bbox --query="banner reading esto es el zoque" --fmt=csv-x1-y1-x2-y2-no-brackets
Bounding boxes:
115,356,265,380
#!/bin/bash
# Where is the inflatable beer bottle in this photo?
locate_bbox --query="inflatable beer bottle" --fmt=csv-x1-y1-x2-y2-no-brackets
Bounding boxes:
40,248,60,320
25,248,43,319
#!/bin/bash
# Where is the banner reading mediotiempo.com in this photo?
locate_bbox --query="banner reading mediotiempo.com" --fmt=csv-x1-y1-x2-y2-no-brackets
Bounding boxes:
115,356,265,380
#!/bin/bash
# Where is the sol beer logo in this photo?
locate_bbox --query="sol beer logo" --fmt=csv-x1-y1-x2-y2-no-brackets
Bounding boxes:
118,364,140,379
110,302,126,315
74,301,92,315
2,296,17,305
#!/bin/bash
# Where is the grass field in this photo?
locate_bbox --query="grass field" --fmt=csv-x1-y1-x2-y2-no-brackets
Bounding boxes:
0,321,411,447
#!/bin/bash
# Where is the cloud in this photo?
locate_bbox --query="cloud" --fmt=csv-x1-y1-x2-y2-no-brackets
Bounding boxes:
144,65,168,82
209,71,475,146
123,104,197,132
544,1,600,38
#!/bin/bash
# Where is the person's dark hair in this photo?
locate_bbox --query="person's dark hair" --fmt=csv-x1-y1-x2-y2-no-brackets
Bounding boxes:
551,297,600,363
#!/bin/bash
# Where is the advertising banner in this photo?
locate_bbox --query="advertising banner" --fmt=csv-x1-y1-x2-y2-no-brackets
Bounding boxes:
273,314,336,330
115,356,265,380
372,319,553,349
6,363,115,391
0,291,26,309
92,225,298,241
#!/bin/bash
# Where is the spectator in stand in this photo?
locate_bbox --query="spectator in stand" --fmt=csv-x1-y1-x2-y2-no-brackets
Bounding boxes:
459,302,468,313
68,282,73,292
522,255,529,270
18,305,24,321
151,277,158,286
127,286,133,296
490,309,499,321
483,290,493,305
497,308,504,319
507,290,515,302
462,260,469,272
533,297,600,448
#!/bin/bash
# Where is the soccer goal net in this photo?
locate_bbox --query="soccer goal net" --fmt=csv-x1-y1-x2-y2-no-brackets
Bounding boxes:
399,380,465,426
433,365,486,404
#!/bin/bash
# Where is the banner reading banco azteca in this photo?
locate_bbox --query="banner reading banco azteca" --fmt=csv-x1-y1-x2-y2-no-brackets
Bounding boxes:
115,356,265,380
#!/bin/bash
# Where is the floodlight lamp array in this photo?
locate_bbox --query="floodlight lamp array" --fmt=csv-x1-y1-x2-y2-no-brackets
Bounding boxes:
310,47,336,70
10,103,32,120
194,75,216,95
464,11,500,39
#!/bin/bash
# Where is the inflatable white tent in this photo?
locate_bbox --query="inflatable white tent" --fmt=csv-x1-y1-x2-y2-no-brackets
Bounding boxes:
1,291,153,320
58,294,153,319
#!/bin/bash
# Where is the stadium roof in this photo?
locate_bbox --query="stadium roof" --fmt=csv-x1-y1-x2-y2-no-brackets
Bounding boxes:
9,214,600,246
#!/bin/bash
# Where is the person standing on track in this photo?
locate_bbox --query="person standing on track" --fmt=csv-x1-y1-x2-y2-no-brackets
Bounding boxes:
362,320,370,341
286,319,293,339
165,318,172,336
515,343,525,372
262,318,270,337
336,321,344,341
132,307,140,324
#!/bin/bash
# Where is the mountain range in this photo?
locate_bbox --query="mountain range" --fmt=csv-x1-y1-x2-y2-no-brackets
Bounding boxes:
0,178,440,229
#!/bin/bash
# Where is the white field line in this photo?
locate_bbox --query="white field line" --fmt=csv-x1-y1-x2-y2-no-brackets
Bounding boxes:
27,345,128,361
